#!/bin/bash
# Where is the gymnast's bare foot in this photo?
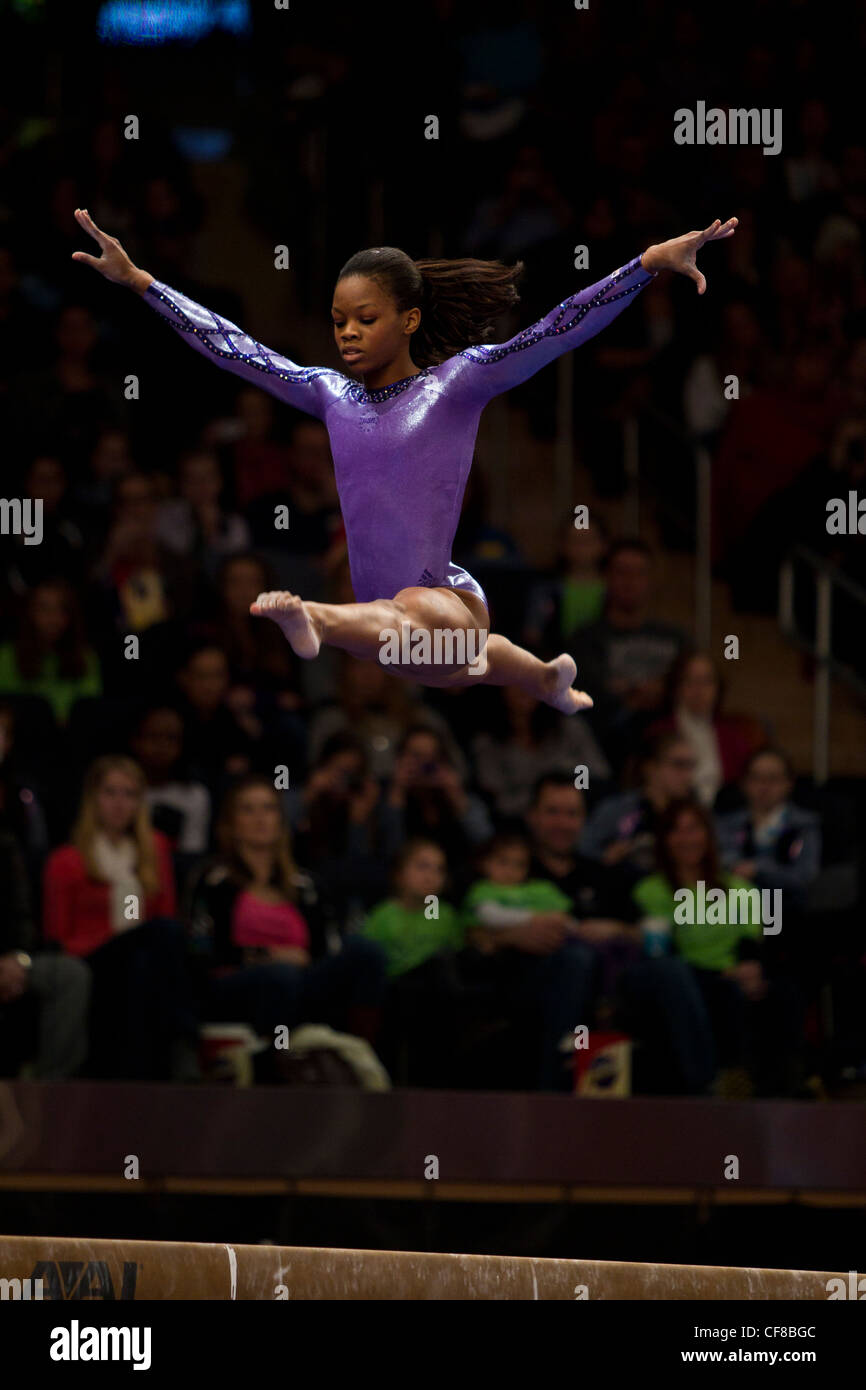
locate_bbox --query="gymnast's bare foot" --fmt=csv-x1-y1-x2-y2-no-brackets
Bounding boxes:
541,654,593,715
250,591,321,659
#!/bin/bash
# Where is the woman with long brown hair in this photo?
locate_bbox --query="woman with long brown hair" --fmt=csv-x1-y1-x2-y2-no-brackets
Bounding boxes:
632,799,805,1097
187,775,387,1051
43,754,198,1079
72,206,736,712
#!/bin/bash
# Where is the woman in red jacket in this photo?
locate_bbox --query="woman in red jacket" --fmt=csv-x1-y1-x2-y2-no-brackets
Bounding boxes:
43,754,199,1079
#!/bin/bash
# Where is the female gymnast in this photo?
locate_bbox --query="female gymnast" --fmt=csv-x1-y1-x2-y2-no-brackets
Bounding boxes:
72,208,736,713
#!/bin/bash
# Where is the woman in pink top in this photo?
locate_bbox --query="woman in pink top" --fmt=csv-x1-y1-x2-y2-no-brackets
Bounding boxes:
187,776,386,1046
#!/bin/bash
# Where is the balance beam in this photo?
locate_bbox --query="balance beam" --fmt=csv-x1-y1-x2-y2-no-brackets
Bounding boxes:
0,1236,843,1299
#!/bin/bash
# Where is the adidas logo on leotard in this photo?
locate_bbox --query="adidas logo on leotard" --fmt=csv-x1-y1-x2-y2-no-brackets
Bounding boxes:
418,569,436,587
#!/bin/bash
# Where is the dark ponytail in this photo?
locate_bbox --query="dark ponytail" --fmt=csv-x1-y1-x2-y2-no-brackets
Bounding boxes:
337,246,524,368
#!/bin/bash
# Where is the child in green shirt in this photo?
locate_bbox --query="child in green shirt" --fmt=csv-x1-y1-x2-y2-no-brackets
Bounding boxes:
361,838,467,1085
361,838,463,978
462,833,577,936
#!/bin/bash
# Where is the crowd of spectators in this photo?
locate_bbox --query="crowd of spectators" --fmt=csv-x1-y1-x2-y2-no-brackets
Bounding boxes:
0,1,864,1098
0,476,858,1094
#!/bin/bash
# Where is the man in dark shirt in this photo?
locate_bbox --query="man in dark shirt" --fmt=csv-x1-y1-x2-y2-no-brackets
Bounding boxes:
523,773,716,1094
525,773,636,932
570,539,690,770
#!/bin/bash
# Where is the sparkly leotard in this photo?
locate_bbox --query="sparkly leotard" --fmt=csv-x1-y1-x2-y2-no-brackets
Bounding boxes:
144,256,655,610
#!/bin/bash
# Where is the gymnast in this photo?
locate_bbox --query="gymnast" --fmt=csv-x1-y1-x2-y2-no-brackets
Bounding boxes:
72,208,736,713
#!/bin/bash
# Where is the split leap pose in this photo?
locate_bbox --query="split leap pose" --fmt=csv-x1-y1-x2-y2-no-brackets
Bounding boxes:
72,208,736,712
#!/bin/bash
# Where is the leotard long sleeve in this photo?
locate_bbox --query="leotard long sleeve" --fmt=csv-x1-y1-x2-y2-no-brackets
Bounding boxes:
144,255,655,607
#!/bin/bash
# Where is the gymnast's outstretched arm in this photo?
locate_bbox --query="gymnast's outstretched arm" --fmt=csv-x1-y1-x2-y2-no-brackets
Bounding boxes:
449,217,738,404
70,207,338,420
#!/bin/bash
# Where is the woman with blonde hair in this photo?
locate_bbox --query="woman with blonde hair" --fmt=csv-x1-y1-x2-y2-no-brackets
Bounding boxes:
43,754,198,1079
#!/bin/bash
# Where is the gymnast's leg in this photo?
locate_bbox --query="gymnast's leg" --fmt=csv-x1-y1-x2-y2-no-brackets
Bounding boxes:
467,634,592,714
250,585,484,667
251,586,591,713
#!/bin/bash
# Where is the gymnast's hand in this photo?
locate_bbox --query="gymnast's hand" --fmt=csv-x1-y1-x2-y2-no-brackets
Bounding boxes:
641,218,738,294
71,208,153,293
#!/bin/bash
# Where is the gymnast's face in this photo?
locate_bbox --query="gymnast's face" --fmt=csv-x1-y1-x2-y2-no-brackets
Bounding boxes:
331,275,420,375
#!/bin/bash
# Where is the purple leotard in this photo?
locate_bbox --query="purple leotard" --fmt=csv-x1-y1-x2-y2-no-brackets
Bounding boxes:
144,256,655,610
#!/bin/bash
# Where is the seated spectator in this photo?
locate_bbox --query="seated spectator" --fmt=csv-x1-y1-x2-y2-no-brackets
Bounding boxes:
715,748,821,911
199,553,307,777
647,651,767,806
71,427,134,545
309,652,463,783
172,643,259,797
380,725,494,873
42,755,199,1080
155,447,251,577
129,704,212,857
366,832,601,1093
463,831,576,934
523,772,717,1096
361,838,465,1085
0,700,51,883
206,385,292,510
244,416,341,561
526,773,634,922
90,472,202,640
7,301,124,477
471,683,610,820
524,773,639,995
632,799,805,1097
0,578,101,723
0,826,90,1079
523,516,608,657
0,453,87,594
283,733,383,921
363,838,464,979
209,553,302,704
579,732,697,885
569,538,690,770
187,775,387,1053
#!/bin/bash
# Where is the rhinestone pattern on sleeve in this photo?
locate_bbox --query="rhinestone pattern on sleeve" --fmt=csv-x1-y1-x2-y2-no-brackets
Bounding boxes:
458,257,654,367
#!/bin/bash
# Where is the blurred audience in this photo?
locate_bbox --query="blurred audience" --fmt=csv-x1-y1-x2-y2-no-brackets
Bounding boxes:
647,651,767,806
569,539,690,769
632,799,806,1097
579,732,697,885
0,579,101,723
42,755,198,1080
188,776,387,1054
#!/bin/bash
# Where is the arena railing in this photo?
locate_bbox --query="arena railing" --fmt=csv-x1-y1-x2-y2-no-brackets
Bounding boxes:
779,546,866,785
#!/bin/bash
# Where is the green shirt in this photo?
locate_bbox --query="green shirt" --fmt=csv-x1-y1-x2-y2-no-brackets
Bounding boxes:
462,878,572,929
0,642,102,724
561,578,605,636
360,898,463,978
632,872,762,972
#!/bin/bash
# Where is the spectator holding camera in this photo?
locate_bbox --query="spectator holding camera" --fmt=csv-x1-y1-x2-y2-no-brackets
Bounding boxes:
381,725,493,870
